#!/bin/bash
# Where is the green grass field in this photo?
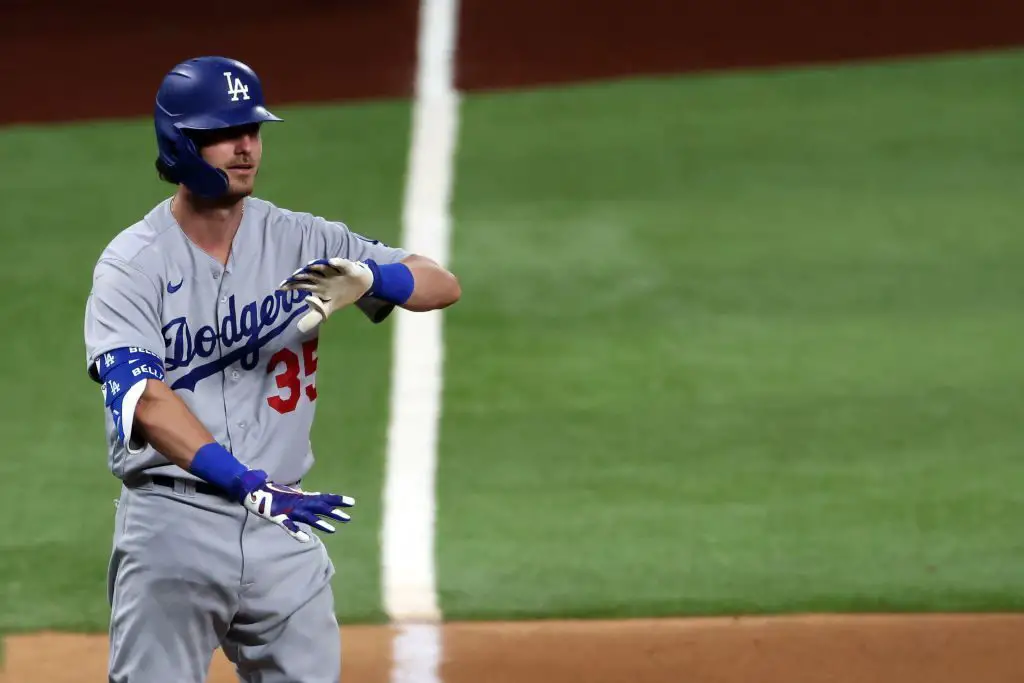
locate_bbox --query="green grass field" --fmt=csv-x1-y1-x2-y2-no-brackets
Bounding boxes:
1,49,1023,633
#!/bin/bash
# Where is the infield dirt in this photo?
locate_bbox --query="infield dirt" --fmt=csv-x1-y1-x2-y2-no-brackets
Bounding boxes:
6,614,1024,683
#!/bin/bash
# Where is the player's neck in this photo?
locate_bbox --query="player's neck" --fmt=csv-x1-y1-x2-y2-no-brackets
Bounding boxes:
170,188,245,266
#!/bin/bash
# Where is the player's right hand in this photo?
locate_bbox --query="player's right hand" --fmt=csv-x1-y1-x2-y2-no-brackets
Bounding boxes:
238,469,355,543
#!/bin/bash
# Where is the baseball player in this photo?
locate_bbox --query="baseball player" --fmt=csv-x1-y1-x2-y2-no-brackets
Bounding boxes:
82,56,460,683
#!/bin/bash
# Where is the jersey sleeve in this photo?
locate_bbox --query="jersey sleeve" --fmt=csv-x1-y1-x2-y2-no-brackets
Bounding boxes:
318,218,411,265
83,257,165,383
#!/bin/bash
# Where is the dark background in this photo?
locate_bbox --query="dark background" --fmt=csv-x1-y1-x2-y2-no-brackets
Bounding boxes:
1,0,1023,125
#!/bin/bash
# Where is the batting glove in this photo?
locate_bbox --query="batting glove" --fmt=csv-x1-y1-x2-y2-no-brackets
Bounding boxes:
278,258,374,333
239,469,355,543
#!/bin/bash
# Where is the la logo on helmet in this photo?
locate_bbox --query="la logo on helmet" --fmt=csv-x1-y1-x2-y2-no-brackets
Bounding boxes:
223,71,251,102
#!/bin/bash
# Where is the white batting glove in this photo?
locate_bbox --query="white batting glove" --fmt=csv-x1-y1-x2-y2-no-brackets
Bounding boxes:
278,258,374,333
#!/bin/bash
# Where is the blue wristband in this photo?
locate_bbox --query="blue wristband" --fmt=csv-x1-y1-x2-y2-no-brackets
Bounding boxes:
364,260,415,305
188,442,263,502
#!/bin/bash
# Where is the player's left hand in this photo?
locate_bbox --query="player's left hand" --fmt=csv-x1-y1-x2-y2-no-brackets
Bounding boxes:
239,470,355,543
278,258,374,333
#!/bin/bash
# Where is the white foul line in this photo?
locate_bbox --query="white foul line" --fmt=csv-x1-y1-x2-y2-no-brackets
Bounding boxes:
390,623,445,683
382,0,459,679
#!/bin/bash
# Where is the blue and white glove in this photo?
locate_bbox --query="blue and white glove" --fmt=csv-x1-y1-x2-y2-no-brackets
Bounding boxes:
238,469,355,543
279,257,415,333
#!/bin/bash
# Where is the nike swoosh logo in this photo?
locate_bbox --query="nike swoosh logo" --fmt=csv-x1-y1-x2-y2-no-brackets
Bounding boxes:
167,278,184,294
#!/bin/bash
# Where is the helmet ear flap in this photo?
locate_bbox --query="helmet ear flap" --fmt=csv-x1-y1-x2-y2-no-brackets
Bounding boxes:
155,118,187,182
154,121,229,198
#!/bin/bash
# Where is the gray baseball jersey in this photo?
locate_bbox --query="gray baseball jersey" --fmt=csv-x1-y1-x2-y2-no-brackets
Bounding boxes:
84,196,408,485
85,195,409,683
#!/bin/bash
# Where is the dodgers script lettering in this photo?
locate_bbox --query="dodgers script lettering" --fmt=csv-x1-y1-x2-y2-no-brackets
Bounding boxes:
163,289,309,392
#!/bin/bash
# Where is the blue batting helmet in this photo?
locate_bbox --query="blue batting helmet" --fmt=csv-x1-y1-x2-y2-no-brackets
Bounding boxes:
154,56,282,198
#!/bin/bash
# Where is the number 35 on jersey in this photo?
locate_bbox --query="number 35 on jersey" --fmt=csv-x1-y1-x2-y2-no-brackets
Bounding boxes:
266,338,318,414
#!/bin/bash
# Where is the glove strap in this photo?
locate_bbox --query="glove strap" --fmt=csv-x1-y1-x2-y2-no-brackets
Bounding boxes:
364,260,415,305
188,442,262,502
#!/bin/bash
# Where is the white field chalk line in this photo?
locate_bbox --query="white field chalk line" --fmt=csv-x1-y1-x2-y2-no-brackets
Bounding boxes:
383,0,460,679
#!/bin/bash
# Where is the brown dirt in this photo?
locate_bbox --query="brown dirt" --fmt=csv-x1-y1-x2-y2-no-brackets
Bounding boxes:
455,0,1024,94
5,0,1024,125
0,0,421,126
5,614,1024,683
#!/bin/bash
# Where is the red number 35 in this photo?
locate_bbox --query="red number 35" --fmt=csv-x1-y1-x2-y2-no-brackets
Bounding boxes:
266,338,319,414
